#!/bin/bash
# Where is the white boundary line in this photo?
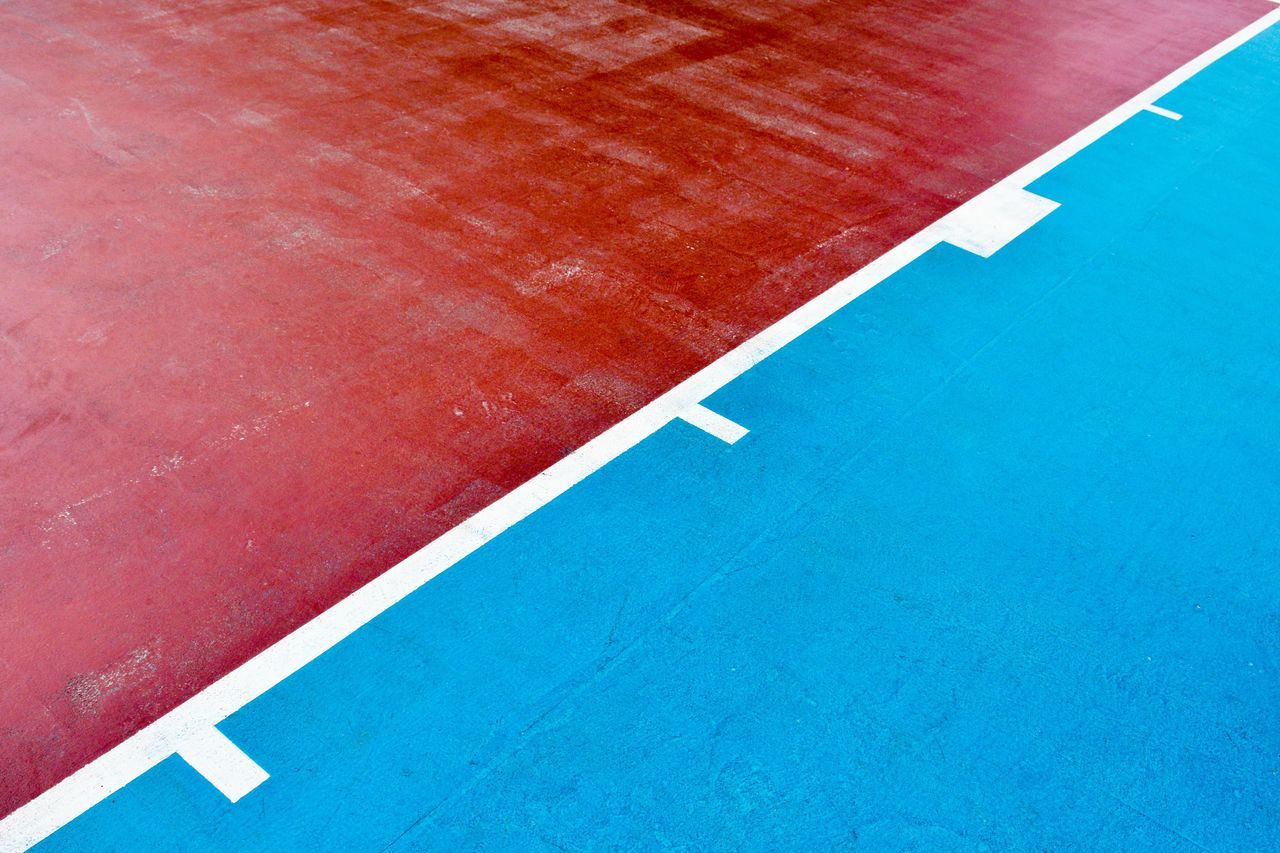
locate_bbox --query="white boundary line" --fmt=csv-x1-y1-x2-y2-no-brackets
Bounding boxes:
3,9,1278,850
1144,104,1185,120
678,403,749,444
935,186,1061,258
173,727,268,804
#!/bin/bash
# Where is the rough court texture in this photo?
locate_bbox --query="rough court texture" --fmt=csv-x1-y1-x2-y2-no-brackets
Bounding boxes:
0,0,1272,815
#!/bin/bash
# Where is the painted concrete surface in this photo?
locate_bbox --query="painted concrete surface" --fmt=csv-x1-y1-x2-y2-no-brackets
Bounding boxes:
31,24,1280,851
3,0,1272,814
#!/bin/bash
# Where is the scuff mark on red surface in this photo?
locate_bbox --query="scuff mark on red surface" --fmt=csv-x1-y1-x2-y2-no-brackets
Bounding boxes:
0,0,1271,815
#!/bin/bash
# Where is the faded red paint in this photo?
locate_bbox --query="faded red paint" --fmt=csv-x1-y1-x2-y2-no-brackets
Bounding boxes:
0,0,1270,815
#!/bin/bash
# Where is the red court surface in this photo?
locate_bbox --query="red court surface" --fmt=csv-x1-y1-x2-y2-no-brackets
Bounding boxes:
1,0,1272,817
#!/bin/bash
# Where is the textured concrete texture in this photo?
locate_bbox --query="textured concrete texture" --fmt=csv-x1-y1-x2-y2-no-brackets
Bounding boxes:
0,0,1272,817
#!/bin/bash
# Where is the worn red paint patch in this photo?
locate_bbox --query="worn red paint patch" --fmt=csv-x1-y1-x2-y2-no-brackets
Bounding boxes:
0,0,1270,815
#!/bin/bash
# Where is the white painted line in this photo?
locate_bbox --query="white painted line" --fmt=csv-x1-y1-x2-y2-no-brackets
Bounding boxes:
175,728,268,803
679,403,749,444
1144,104,1184,120
935,186,1060,258
2,8,1278,851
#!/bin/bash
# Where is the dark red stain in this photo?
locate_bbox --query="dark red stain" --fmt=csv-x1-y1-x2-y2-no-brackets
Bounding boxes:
0,0,1270,815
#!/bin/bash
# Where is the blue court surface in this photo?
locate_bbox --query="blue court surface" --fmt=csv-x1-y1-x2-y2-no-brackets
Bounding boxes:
39,27,1280,853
